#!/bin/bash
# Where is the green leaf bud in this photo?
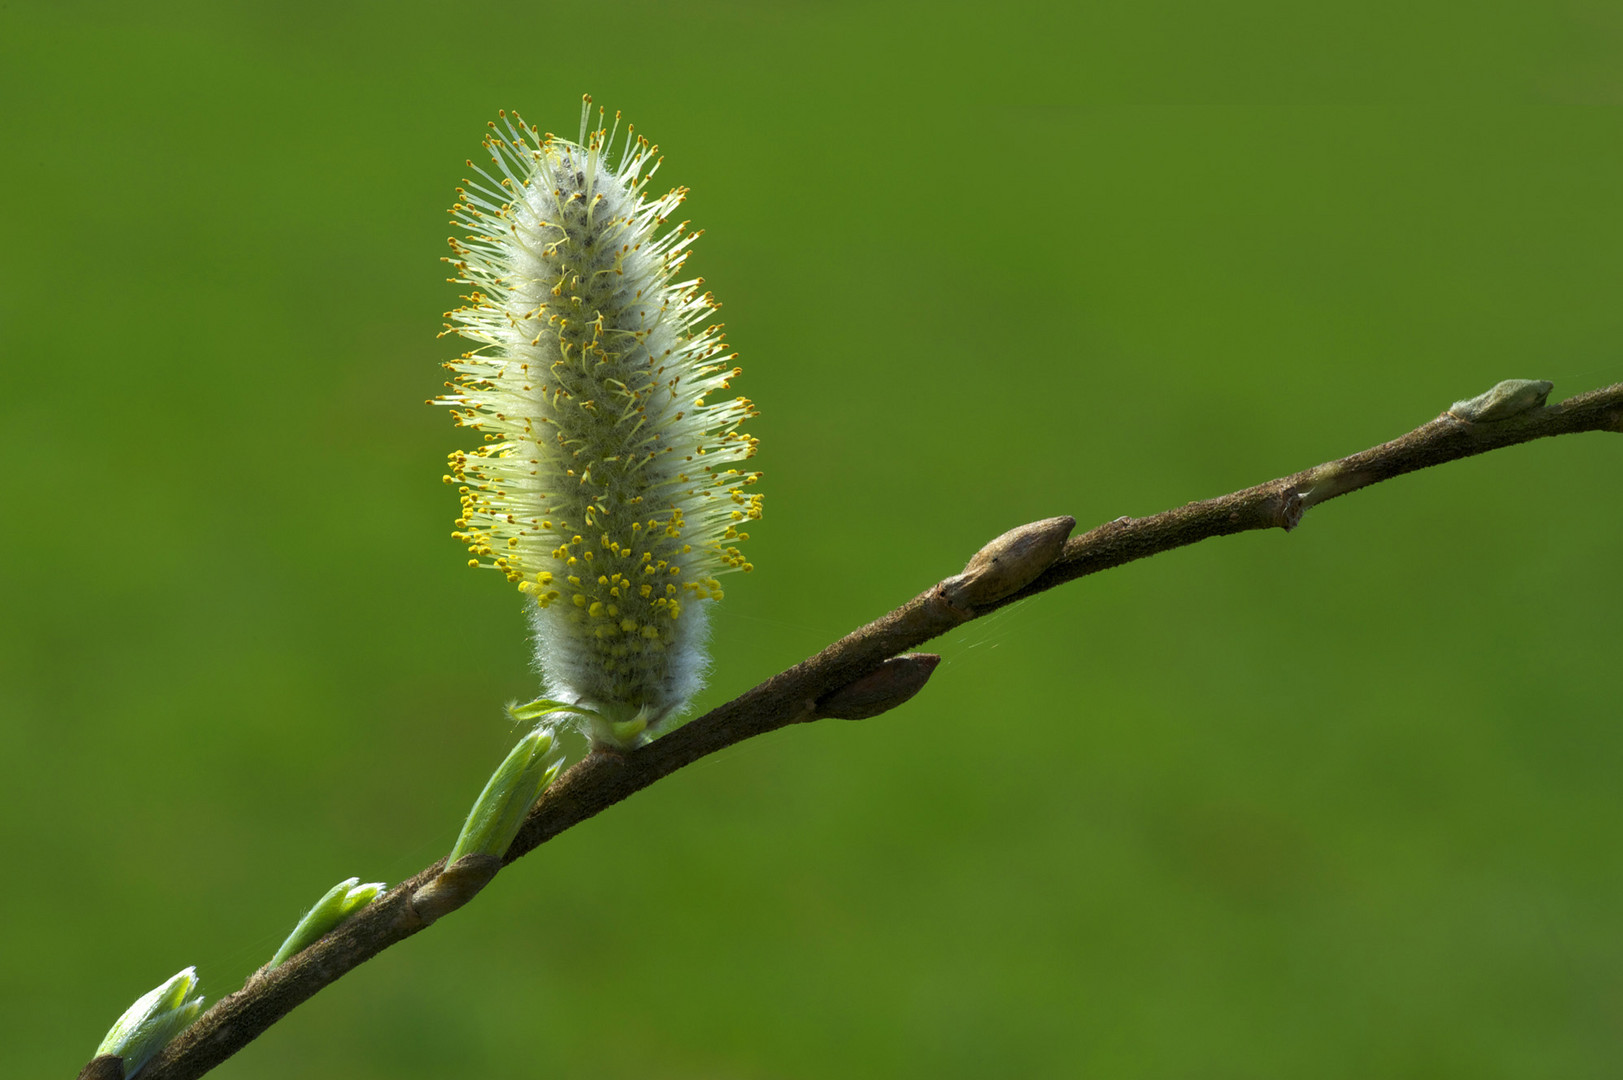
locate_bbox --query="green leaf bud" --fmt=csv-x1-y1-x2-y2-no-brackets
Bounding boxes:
268,877,387,968
94,966,205,1078
448,727,565,864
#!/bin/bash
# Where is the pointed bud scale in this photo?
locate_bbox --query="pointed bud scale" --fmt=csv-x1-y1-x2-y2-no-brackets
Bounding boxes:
268,877,387,968
939,516,1076,611
94,966,205,1078
437,98,763,748
816,653,942,720
1448,378,1553,423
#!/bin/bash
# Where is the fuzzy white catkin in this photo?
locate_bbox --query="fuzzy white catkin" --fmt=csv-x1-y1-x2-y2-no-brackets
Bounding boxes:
438,101,761,748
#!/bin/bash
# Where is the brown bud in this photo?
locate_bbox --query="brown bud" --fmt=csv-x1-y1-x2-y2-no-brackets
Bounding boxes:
411,854,501,926
77,1055,125,1080
939,516,1075,611
816,653,942,720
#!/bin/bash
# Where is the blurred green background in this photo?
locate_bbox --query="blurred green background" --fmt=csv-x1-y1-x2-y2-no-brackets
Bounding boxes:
3,2,1621,1077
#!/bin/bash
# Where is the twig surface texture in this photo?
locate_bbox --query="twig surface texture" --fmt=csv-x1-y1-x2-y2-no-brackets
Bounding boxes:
111,381,1621,1080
